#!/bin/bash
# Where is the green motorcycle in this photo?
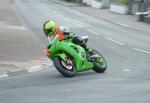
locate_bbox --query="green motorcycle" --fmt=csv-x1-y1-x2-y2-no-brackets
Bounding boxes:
45,35,107,77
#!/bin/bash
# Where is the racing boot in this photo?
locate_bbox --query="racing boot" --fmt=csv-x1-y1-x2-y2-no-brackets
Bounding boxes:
86,49,101,62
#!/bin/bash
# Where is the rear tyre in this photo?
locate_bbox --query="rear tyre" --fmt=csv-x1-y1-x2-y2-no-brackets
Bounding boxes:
92,50,107,73
53,57,76,77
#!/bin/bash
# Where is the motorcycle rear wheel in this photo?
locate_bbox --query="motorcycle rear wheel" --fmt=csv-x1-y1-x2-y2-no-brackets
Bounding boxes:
53,57,76,77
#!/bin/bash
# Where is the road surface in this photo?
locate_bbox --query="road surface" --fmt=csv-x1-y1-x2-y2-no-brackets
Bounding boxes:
0,0,150,103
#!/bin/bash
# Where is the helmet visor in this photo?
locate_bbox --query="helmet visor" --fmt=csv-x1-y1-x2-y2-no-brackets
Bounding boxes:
43,28,52,36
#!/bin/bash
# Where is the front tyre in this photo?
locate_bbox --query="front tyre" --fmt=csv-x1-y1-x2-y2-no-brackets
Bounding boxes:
53,57,76,77
92,50,107,73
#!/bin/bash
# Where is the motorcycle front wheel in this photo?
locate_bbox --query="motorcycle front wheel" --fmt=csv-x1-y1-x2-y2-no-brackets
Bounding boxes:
53,57,76,77
92,50,107,73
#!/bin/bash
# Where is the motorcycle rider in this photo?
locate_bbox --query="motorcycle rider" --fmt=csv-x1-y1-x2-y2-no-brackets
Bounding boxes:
43,21,88,51
42,21,99,61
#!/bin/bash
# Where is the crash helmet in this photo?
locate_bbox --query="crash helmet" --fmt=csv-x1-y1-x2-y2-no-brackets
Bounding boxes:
43,21,57,37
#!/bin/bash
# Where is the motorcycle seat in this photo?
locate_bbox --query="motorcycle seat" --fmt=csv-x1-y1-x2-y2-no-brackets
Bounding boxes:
81,36,88,43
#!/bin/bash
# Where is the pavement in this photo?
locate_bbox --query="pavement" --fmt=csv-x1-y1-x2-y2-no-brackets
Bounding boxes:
51,0,81,6
51,0,150,34
0,0,50,74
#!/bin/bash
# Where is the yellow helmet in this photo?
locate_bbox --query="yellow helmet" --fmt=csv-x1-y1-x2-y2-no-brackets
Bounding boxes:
43,21,57,37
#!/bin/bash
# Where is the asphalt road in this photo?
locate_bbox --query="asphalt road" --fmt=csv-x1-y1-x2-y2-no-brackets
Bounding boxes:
0,0,150,103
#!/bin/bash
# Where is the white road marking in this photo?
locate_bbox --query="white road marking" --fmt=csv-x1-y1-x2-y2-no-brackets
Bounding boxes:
87,29,100,35
43,63,53,66
73,20,89,28
123,69,132,72
0,73,8,78
27,65,43,73
115,23,131,28
0,63,53,78
105,37,125,46
120,24,131,28
27,63,53,73
0,25,27,30
133,48,150,55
